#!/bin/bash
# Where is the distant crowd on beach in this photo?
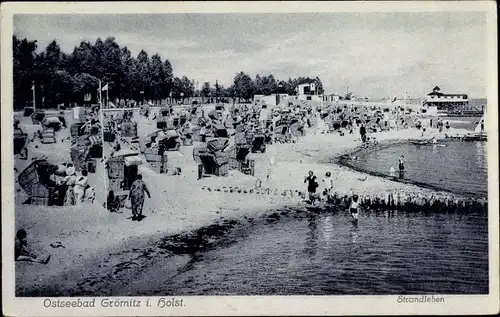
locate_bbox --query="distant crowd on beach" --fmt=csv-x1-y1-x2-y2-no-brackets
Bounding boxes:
98,100,430,221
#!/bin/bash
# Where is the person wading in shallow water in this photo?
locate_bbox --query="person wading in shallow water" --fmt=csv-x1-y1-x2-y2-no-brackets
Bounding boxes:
304,171,319,205
129,174,151,221
350,194,361,222
398,155,405,179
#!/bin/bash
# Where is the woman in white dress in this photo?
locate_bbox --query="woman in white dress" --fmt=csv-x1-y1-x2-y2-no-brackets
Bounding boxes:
62,166,77,206
74,170,89,204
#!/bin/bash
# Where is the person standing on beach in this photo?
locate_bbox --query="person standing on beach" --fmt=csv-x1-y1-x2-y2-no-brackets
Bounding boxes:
156,128,168,172
304,171,319,204
267,155,276,181
129,174,151,221
360,124,367,143
398,155,405,179
199,124,207,143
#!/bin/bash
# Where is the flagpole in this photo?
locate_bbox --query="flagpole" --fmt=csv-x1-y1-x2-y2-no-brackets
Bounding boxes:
99,79,102,107
32,81,36,112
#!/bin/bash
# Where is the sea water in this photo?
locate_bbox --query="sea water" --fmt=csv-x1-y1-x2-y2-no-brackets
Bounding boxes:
143,118,489,296
352,141,487,198
153,210,488,295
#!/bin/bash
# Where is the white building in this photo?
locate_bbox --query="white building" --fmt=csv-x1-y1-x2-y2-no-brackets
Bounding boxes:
295,82,322,101
296,82,317,95
322,94,341,102
253,94,288,107
424,86,468,115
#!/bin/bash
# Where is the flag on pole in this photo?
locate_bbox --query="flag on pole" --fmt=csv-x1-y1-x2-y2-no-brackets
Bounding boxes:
97,83,102,106
32,81,36,111
102,83,109,91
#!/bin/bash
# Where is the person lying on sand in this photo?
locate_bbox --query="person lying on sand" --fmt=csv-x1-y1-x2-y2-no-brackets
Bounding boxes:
15,229,50,264
163,167,182,176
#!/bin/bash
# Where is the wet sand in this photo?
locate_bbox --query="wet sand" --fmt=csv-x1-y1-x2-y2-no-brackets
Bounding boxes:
14,109,475,296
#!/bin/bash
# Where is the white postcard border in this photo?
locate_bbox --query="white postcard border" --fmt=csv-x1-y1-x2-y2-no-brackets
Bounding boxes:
2,1,498,316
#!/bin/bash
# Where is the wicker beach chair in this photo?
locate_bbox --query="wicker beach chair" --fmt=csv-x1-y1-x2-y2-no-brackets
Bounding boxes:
143,147,168,173
14,128,28,156
40,127,56,144
18,160,55,205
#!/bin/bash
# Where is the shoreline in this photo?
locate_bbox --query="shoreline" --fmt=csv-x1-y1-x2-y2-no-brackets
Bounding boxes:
15,114,487,296
335,138,488,200
18,197,487,296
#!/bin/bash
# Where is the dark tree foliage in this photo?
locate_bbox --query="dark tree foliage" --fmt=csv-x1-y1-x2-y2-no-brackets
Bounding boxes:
13,35,181,109
13,34,326,109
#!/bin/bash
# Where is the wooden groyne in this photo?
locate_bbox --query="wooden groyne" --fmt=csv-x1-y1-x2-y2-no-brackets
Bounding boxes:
200,185,488,214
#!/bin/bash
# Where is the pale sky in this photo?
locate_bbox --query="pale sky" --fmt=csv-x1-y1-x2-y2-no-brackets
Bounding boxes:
14,12,487,97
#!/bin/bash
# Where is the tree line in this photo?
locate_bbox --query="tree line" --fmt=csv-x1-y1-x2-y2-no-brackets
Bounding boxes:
13,35,325,109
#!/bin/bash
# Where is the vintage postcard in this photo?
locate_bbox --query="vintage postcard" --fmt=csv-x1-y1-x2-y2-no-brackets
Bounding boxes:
1,1,498,316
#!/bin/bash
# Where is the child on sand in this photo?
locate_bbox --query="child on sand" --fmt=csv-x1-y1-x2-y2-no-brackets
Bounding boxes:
106,190,121,212
15,229,50,264
389,167,396,178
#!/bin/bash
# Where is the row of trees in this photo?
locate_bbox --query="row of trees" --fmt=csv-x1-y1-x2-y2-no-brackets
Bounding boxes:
194,72,325,104
14,35,183,109
230,72,324,102
13,35,325,109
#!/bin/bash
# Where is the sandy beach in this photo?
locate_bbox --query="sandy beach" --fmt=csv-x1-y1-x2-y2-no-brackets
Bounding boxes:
14,108,476,296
